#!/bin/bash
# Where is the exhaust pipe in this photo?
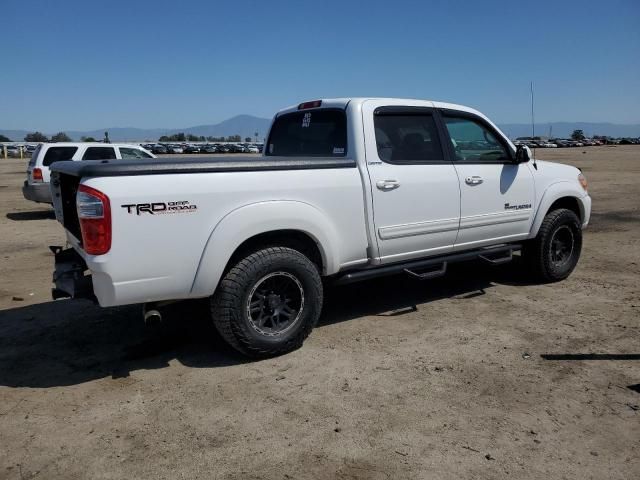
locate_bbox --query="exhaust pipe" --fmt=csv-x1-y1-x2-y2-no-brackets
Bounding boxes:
142,300,180,325
144,309,162,325
143,302,163,325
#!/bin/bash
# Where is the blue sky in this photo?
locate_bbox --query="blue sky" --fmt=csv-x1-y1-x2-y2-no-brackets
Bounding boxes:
3,0,639,131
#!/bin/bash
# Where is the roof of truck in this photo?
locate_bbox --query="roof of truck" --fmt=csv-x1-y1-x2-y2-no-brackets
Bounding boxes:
277,97,486,118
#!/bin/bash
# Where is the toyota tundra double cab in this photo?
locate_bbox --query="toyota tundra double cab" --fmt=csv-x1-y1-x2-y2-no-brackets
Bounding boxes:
49,98,591,357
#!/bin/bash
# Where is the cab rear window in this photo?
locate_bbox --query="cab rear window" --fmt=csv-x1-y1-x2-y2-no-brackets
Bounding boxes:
266,109,347,157
42,147,78,166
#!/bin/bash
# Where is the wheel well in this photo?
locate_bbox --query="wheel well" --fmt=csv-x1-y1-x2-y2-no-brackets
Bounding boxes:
548,196,582,222
226,230,324,273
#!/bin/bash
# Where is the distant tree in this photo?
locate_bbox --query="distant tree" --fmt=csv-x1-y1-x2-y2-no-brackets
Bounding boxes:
158,133,187,142
51,132,72,142
24,132,49,142
245,137,252,142
81,136,97,142
226,134,241,142
199,136,205,142
571,129,585,141
0,134,11,142
186,134,200,142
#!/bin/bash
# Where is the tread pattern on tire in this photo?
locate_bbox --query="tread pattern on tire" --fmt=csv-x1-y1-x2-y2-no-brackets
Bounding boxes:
523,208,582,282
210,246,323,358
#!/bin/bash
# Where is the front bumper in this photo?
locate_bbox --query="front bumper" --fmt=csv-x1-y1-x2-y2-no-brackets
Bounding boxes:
22,181,52,204
51,246,96,302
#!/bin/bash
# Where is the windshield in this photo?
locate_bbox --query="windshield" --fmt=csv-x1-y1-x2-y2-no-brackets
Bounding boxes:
266,109,347,157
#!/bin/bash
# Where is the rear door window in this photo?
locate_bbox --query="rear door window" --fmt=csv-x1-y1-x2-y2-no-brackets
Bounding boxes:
42,147,78,166
119,147,153,159
266,109,347,157
373,111,444,163
82,147,117,160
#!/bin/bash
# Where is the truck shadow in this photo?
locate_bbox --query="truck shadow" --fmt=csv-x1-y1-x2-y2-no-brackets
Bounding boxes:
0,299,242,388
321,261,526,325
0,261,529,388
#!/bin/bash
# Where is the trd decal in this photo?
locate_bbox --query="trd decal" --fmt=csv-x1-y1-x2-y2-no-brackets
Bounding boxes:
121,201,197,215
504,203,532,211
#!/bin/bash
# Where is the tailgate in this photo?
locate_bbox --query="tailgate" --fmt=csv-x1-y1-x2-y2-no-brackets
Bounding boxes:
50,171,82,242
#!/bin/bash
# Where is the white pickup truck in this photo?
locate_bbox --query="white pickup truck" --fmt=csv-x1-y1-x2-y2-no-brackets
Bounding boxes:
49,98,591,357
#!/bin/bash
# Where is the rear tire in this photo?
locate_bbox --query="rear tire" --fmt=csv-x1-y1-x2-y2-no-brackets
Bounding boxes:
210,247,323,358
522,208,582,282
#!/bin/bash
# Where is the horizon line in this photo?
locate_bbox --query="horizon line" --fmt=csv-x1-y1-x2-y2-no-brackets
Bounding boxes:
3,118,640,134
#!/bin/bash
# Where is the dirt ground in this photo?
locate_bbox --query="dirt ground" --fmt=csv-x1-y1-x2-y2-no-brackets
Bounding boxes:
0,146,638,479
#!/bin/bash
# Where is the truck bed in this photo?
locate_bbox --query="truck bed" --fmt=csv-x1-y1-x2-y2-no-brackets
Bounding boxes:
49,154,369,306
50,155,357,178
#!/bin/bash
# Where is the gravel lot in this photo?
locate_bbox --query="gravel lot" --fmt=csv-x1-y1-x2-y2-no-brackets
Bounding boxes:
0,146,638,479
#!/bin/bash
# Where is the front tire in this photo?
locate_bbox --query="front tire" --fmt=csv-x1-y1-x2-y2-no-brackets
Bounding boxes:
210,247,323,358
522,208,582,282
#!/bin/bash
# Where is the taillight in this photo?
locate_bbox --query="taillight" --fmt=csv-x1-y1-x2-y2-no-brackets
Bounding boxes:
77,184,111,255
33,168,43,182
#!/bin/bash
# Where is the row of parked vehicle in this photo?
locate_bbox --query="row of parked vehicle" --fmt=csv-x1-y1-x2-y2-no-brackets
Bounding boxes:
2,144,38,157
513,137,640,148
141,143,264,155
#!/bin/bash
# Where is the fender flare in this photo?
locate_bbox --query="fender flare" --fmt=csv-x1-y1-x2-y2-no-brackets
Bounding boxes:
529,181,588,237
190,200,340,297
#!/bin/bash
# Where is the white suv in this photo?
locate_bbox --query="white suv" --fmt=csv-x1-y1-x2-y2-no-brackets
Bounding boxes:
23,143,155,204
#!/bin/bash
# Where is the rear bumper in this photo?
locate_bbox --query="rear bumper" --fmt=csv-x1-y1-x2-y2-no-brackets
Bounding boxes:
51,246,96,302
22,181,52,204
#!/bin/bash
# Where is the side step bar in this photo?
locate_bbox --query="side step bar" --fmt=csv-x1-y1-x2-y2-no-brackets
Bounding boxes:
404,262,448,280
334,244,521,285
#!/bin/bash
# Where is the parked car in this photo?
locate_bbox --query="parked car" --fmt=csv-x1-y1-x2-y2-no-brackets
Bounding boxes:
6,145,22,157
201,144,218,154
229,144,245,153
184,145,201,153
217,144,231,153
246,145,260,153
49,98,590,358
151,144,168,154
167,145,184,154
22,143,155,204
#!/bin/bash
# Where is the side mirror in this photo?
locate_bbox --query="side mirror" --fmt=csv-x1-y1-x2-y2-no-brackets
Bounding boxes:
515,144,531,163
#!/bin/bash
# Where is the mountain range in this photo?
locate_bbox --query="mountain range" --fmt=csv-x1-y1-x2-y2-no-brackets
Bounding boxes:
0,115,272,142
1,116,639,142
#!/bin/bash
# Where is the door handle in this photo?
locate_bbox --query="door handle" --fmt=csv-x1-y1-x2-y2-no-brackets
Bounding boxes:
465,176,483,185
376,180,400,191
